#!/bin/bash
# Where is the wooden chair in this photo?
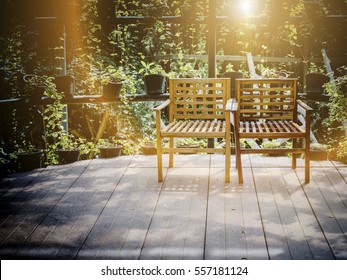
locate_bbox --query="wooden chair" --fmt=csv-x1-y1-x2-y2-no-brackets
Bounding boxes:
231,78,312,184
154,78,232,183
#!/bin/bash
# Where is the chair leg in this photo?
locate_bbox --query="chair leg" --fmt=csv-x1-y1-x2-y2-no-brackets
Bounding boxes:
236,150,243,184
157,134,163,182
305,136,310,183
169,137,174,168
292,138,297,169
234,135,243,184
225,135,231,183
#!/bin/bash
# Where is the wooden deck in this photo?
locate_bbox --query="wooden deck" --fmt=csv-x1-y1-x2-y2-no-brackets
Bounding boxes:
0,154,346,260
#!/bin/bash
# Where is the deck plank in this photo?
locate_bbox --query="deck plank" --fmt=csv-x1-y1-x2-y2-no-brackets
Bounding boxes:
239,155,268,260
325,166,347,206
281,167,335,260
0,155,346,260
251,156,292,259
26,158,127,259
116,168,162,260
0,165,70,225
297,167,347,259
314,168,347,235
225,178,248,259
268,165,313,259
0,161,91,259
78,160,157,260
19,158,128,259
205,167,228,260
54,158,132,260
141,166,208,260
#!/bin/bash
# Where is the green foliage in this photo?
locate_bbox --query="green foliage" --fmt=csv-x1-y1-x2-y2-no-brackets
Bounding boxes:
119,139,138,155
255,65,290,78
325,67,347,124
0,147,8,164
138,61,165,75
310,143,329,151
176,138,207,148
0,26,36,98
308,67,347,148
97,138,121,148
307,62,325,74
8,143,40,160
260,140,285,149
56,134,81,151
1,0,347,167
336,138,347,164
100,65,127,84
80,0,101,55
42,78,98,164
168,52,207,78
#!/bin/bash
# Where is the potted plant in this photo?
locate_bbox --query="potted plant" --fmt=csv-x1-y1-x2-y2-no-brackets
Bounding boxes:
139,61,168,95
100,65,125,100
175,138,205,154
260,140,288,157
54,75,75,100
335,138,347,164
7,97,46,172
55,134,81,164
23,74,48,103
309,143,329,161
97,138,123,158
140,137,157,155
9,143,44,172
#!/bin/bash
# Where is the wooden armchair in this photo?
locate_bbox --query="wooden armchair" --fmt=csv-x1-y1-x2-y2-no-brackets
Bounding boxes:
231,78,312,184
153,78,232,183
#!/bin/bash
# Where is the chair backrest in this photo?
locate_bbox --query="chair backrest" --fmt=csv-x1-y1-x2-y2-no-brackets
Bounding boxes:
236,78,297,121
169,78,230,121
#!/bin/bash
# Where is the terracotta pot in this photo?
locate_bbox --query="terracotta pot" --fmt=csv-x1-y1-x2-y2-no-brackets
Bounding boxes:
140,143,157,155
310,150,328,161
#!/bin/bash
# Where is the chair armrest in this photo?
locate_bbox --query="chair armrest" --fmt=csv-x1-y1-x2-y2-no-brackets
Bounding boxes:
153,99,171,111
225,99,232,111
225,99,238,111
297,100,313,111
230,98,238,112
228,99,239,126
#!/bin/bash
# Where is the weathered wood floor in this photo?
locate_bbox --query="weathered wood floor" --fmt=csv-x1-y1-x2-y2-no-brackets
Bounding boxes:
0,154,346,260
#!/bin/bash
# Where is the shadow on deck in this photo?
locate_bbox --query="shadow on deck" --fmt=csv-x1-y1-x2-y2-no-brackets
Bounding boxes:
0,154,346,260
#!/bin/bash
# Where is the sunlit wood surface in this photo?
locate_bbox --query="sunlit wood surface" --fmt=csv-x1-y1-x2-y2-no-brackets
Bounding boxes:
0,154,346,260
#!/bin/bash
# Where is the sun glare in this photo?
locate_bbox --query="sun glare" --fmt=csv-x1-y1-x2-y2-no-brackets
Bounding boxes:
240,0,253,14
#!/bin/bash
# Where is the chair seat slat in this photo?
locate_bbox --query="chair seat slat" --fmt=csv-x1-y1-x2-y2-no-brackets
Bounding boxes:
161,120,226,136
